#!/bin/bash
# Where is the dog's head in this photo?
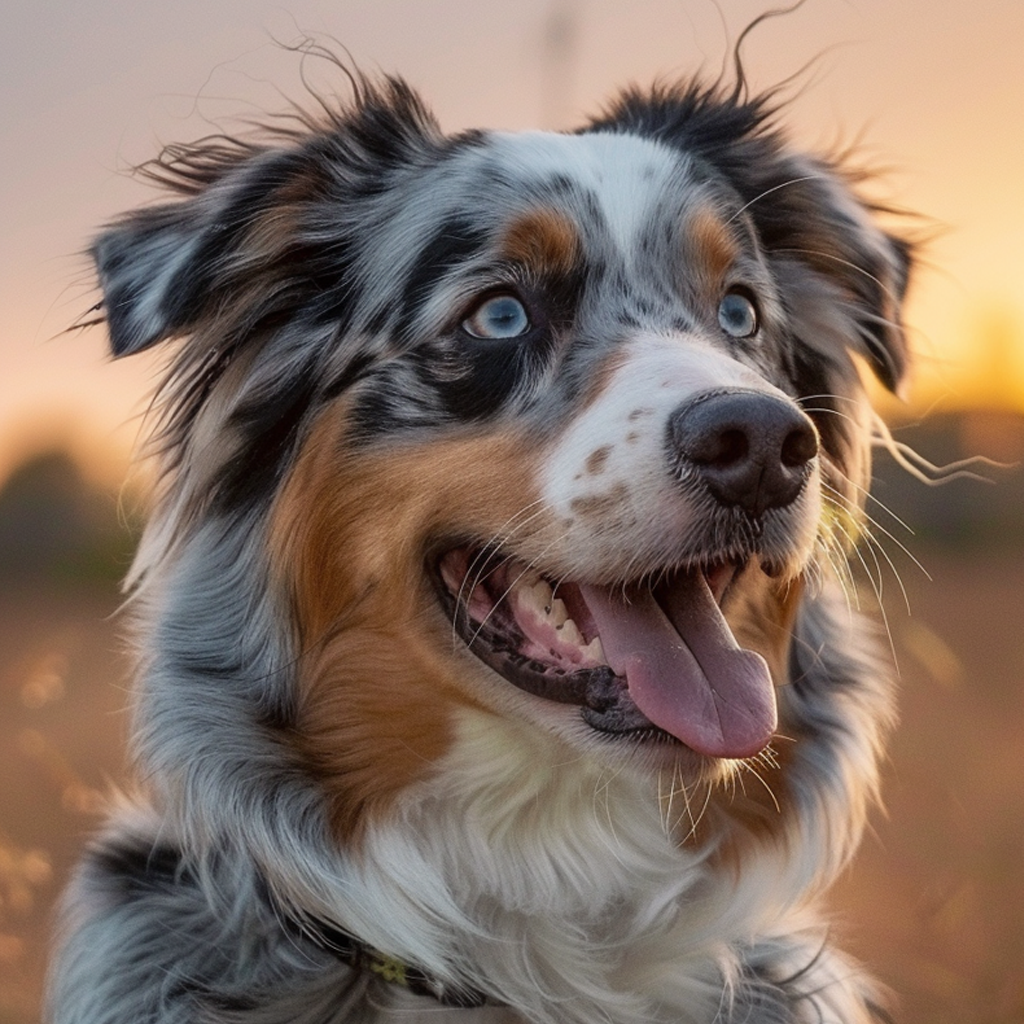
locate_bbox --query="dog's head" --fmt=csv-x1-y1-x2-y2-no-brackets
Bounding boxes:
94,74,909,837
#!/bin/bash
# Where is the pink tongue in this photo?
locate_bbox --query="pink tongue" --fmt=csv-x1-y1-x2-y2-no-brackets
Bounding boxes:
579,575,776,757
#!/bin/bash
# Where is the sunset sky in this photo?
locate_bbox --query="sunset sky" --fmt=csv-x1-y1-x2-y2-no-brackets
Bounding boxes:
2,0,1023,484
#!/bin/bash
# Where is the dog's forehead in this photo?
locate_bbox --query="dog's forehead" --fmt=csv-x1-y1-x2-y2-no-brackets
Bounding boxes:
491,130,692,199
430,128,700,246
349,128,716,328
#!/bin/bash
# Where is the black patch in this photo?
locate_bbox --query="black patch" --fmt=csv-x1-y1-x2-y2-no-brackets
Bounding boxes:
395,216,491,340
321,349,376,402
429,335,539,421
586,82,774,186
91,836,187,902
348,370,422,438
333,76,442,178
355,250,588,433
166,151,314,328
198,992,263,1013
214,367,322,514
545,173,577,198
305,243,363,339
428,269,584,422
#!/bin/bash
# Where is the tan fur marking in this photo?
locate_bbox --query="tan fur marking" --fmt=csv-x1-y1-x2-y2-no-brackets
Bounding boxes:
268,408,544,841
242,164,329,262
578,348,630,412
499,208,581,277
585,446,612,475
686,208,739,285
568,484,629,520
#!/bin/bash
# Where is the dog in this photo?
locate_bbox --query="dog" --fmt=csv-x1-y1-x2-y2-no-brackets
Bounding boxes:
49,48,911,1024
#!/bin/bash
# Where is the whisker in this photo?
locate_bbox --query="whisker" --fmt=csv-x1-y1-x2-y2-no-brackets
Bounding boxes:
661,762,679,837
594,759,631,854
724,175,821,226
797,393,865,406
675,772,697,842
799,406,860,428
821,488,911,608
821,481,931,582
769,246,901,305
466,532,569,648
450,500,553,646
816,534,856,614
826,504,900,670
861,526,912,616
824,466,917,537
683,782,714,843
828,504,882,600
793,399,925,535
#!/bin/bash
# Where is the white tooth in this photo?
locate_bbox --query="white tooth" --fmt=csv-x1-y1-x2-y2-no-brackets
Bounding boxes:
524,577,557,614
582,636,606,664
549,598,568,627
557,618,583,646
520,566,543,588
527,579,553,614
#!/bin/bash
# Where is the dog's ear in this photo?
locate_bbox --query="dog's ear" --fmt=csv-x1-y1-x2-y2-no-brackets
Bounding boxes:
742,157,912,396
93,75,442,359
587,84,913,394
94,201,220,358
92,147,306,359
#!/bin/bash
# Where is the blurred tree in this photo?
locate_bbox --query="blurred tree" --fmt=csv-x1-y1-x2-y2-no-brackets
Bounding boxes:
0,451,140,585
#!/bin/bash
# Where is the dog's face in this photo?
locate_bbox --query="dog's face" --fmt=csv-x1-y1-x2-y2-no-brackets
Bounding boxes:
94,78,909,837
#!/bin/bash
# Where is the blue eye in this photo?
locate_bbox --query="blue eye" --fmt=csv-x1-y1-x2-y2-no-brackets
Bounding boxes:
462,294,531,339
718,289,759,339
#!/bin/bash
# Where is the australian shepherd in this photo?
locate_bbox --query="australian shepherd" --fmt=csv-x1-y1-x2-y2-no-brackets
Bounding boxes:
49,50,911,1024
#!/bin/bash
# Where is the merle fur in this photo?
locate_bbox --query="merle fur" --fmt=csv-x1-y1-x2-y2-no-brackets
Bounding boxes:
51,60,910,1024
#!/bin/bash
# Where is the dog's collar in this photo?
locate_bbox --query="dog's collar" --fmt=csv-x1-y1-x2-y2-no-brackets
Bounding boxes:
294,915,490,1009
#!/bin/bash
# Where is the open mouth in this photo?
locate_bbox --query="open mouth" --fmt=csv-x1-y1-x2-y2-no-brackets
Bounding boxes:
435,546,776,758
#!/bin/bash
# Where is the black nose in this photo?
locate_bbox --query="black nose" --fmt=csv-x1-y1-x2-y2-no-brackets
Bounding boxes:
668,389,819,516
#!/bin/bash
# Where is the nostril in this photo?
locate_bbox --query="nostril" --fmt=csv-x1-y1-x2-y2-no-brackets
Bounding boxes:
692,426,749,468
781,422,818,468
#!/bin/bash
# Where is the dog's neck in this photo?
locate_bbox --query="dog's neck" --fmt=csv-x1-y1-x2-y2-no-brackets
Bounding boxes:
292,912,490,1009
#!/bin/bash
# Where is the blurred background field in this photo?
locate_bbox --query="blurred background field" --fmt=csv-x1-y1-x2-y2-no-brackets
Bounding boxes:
3,0,1024,1020
1,415,1022,1023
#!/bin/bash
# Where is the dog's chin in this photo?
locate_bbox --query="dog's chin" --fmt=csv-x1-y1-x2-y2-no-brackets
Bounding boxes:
433,543,791,765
